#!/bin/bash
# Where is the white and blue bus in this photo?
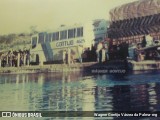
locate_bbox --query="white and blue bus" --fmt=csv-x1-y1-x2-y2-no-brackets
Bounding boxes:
30,19,109,64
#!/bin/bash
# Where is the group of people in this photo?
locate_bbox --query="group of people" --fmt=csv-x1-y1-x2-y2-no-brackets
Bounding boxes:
109,42,129,60
133,35,160,61
82,46,97,62
76,41,130,64
82,43,110,63
62,43,109,64
0,50,30,67
134,45,160,62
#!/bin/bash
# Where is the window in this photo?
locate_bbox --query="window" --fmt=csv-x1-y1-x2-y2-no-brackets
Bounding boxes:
55,32,59,40
49,33,52,42
77,27,83,37
68,29,76,39
52,33,56,41
45,34,49,42
60,30,67,40
45,33,52,42
52,32,59,41
32,37,37,46
38,33,45,43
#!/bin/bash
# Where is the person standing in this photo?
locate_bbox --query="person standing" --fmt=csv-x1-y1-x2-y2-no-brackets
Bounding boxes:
146,34,153,46
17,52,20,67
102,47,106,63
142,36,147,48
63,50,66,64
78,45,83,63
67,48,71,65
96,42,103,63
105,45,109,61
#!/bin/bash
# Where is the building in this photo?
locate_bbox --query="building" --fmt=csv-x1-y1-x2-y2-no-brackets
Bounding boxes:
108,0,160,45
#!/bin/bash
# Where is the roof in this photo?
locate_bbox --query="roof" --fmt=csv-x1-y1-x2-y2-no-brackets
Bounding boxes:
110,0,160,22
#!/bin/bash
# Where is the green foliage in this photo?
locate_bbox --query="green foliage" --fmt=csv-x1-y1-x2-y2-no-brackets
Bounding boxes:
0,33,31,50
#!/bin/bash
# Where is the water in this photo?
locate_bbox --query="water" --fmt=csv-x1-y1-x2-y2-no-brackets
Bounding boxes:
0,71,160,120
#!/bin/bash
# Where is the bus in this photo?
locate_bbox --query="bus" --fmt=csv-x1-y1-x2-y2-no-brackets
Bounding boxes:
30,19,109,64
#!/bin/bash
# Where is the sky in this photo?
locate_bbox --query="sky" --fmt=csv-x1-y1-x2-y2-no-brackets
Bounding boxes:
0,0,137,35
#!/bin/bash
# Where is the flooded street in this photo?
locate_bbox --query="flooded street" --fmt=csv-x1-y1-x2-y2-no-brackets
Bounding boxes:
0,71,160,119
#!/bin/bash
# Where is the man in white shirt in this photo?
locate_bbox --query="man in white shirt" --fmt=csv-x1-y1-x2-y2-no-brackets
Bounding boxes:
96,42,103,63
146,34,153,47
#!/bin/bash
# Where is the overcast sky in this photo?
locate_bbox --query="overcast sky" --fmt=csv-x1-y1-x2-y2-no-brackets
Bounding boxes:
0,0,137,35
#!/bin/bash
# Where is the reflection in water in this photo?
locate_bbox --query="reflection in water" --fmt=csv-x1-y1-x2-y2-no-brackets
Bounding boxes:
0,71,160,119
148,83,157,112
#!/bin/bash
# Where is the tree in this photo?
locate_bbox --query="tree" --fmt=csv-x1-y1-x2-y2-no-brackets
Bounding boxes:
6,34,16,44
